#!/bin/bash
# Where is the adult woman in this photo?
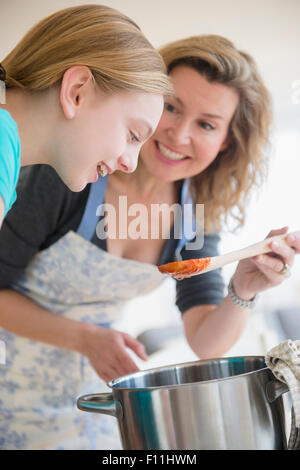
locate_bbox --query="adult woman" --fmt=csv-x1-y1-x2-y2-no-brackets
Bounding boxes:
0,4,170,226
0,35,299,450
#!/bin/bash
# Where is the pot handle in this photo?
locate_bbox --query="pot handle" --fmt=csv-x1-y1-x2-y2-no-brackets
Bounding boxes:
266,379,289,403
77,393,122,418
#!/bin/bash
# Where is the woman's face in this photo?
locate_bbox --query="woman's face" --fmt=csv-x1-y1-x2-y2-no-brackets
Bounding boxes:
55,78,163,191
140,65,239,182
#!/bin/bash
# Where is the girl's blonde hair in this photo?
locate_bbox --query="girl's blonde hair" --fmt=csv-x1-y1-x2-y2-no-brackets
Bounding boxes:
159,35,272,233
2,4,171,96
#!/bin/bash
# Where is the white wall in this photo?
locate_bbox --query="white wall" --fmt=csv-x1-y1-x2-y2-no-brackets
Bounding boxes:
1,0,300,342
1,0,300,126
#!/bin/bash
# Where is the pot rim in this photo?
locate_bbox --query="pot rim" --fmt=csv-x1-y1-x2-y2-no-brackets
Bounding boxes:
107,355,269,391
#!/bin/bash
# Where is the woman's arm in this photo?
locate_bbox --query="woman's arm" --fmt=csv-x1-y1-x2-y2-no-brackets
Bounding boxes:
183,301,248,358
183,227,300,358
0,289,147,382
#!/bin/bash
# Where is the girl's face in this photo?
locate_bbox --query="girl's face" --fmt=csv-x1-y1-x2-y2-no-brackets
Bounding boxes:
55,80,163,191
140,65,239,182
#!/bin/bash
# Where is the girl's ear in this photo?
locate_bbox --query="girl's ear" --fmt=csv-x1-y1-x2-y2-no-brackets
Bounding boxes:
59,65,94,119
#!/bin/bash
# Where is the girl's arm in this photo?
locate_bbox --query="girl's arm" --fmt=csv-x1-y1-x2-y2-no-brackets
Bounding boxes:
0,288,147,382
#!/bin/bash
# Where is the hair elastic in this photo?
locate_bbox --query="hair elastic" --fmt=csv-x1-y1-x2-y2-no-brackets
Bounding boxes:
0,64,6,82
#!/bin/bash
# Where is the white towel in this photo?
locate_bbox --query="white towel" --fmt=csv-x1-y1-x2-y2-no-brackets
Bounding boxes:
265,339,300,450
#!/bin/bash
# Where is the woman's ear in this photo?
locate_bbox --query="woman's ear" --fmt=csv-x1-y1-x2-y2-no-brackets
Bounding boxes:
59,65,94,119
219,125,235,152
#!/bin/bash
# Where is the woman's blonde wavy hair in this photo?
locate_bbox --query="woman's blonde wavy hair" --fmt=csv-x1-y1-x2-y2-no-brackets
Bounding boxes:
2,4,171,96
159,35,272,233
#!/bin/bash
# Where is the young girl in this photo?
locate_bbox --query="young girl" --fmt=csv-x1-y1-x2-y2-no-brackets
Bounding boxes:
0,4,171,225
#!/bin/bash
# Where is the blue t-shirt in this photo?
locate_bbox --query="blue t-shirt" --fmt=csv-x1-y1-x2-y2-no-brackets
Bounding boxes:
0,109,21,216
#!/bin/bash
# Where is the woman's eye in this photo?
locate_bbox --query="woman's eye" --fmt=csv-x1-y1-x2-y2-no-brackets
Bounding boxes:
164,102,176,113
200,122,215,131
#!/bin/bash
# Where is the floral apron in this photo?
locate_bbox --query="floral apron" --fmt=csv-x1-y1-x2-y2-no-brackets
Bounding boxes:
0,175,165,450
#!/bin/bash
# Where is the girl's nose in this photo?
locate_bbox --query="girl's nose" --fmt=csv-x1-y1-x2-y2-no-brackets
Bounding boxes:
117,151,138,174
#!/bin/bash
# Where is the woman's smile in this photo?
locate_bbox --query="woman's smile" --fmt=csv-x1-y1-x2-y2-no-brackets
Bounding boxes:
154,140,191,166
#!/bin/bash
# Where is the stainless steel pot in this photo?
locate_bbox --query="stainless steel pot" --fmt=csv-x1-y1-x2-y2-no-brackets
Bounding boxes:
77,356,290,450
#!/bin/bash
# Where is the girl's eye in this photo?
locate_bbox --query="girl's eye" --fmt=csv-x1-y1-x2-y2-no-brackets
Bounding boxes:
130,132,140,143
200,122,215,131
164,102,176,113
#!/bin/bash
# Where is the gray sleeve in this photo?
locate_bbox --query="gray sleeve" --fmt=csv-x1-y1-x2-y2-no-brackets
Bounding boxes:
175,233,225,314
0,165,84,289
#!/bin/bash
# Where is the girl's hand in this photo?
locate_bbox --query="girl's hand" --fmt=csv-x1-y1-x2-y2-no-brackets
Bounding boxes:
232,227,299,301
79,324,148,382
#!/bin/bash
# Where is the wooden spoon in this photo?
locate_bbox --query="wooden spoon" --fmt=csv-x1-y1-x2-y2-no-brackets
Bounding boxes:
158,231,299,280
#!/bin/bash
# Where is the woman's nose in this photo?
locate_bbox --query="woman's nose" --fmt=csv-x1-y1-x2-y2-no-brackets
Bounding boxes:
117,151,138,174
168,119,191,145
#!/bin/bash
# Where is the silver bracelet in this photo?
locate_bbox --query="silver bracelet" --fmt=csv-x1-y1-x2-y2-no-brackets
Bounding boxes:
228,276,257,309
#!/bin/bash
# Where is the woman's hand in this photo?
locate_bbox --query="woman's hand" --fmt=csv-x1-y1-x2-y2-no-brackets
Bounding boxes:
79,323,148,383
232,226,300,300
